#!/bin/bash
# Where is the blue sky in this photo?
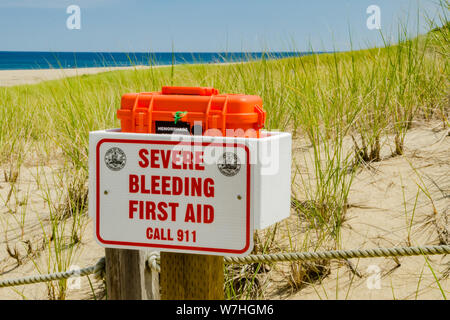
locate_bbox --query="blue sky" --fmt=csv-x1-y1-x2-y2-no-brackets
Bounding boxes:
0,0,445,52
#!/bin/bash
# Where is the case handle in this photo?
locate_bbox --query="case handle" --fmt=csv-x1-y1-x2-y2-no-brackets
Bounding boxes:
161,86,219,96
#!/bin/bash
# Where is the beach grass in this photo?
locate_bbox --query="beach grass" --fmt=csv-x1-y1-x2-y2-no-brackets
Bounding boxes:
0,17,448,299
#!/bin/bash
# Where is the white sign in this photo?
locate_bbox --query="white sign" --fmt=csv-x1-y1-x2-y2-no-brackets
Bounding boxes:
91,136,253,256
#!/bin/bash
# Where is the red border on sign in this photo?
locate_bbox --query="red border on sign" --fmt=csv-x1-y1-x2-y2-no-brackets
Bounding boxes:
96,138,251,254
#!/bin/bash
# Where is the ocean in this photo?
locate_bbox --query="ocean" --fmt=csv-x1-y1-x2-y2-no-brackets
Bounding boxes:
0,51,315,70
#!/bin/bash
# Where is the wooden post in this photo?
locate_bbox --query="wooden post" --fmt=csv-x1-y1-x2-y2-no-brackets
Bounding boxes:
160,252,224,300
105,248,159,300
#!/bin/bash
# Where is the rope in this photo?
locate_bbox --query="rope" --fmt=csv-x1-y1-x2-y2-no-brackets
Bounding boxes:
1,245,449,288
224,245,450,265
146,251,161,273
145,245,450,271
0,257,105,289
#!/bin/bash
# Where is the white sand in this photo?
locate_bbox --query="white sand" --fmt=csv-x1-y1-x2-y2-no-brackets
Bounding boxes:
0,62,240,87
0,66,152,87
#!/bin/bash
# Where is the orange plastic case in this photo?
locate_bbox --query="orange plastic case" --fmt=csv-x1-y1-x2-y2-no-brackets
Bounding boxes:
117,86,266,138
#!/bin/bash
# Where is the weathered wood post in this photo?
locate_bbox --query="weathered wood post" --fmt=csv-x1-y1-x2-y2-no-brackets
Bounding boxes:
105,248,159,300
160,252,223,300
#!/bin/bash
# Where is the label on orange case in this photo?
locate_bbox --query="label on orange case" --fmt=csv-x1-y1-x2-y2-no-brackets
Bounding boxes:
155,121,191,135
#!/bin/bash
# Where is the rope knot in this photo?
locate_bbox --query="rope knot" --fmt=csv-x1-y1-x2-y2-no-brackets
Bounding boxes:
146,252,161,273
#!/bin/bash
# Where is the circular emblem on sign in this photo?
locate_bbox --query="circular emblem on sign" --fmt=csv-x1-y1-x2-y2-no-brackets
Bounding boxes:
104,147,126,171
217,152,241,177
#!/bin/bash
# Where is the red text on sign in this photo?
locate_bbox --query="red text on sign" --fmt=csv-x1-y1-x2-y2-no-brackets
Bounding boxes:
138,149,205,171
129,175,215,197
